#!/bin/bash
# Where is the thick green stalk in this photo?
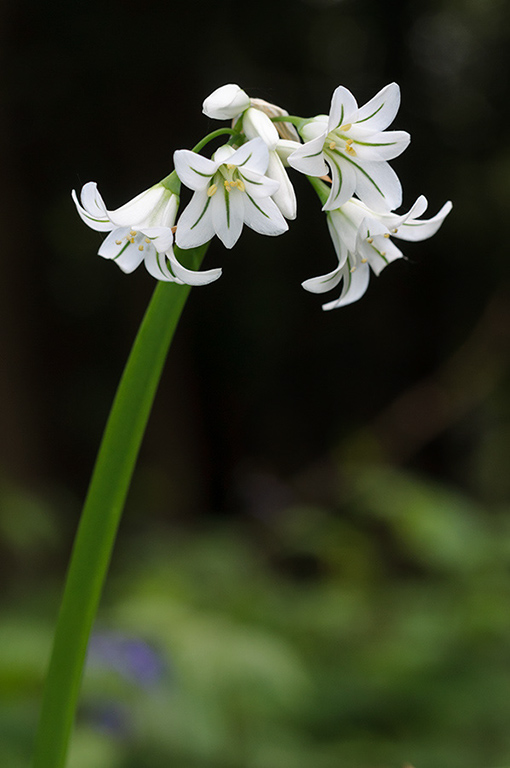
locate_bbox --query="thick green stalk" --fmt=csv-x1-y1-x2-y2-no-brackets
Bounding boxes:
32,244,207,768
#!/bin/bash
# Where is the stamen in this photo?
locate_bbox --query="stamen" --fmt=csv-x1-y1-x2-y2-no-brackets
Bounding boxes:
345,145,357,156
138,245,144,251
115,239,122,245
392,228,398,233
207,184,218,197
130,230,137,236
329,141,337,150
144,237,151,243
129,237,135,244
229,180,237,187
361,258,368,263
367,237,374,244
345,139,353,146
384,233,390,238
224,180,230,190
380,251,386,256
339,123,352,132
227,163,236,170
236,180,245,192
350,266,356,273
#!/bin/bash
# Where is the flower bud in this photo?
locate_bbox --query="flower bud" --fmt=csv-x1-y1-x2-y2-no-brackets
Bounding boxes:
202,84,250,120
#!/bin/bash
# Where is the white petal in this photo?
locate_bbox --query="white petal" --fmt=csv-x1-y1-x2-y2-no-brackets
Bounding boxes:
302,262,344,294
202,84,251,120
242,108,279,150
287,133,328,177
109,186,168,228
240,166,280,199
394,200,453,242
213,144,236,165
98,227,131,258
168,252,222,286
300,116,328,142
327,212,352,265
72,183,112,232
242,193,288,237
230,138,269,175
351,159,402,211
140,226,174,253
322,260,370,310
328,86,359,132
348,130,411,161
175,191,215,249
323,154,357,210
276,139,302,166
211,185,244,249
266,151,297,220
355,83,401,131
173,150,217,191
144,248,182,282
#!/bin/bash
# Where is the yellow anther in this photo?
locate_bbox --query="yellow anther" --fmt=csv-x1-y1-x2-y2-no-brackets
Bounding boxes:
129,237,135,244
329,141,337,150
207,184,217,197
130,230,137,236
144,237,151,243
392,227,398,233
229,180,237,187
115,239,122,245
361,258,368,263
345,145,357,156
380,251,386,256
138,245,144,251
384,233,390,238
224,180,230,190
345,138,353,146
350,266,357,273
227,163,236,170
236,179,245,192
367,237,374,244
339,123,352,132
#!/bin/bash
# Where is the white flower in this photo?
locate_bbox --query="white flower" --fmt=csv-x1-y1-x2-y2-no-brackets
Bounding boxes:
242,107,299,220
72,182,222,286
202,84,251,120
174,138,288,250
288,83,410,212
303,196,452,310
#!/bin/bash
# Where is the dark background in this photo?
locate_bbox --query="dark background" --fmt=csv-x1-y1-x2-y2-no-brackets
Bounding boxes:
1,0,510,766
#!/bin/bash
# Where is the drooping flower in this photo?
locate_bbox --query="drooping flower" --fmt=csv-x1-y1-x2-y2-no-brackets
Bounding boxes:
202,84,251,120
288,83,410,212
242,107,299,220
303,196,452,309
72,182,221,285
174,138,288,250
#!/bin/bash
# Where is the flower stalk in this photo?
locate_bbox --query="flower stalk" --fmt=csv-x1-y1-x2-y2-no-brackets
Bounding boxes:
31,244,207,768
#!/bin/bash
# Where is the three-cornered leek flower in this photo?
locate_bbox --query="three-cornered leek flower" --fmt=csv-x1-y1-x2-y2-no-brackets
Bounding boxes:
202,83,251,120
242,107,299,220
72,182,222,286
288,83,410,212
303,196,452,310
174,138,288,250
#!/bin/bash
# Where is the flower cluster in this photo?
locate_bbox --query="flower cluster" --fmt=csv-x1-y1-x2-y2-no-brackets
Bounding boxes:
73,82,451,309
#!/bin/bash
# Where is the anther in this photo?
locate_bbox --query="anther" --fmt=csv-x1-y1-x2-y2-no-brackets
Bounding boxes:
345,139,353,146
350,266,356,273
115,239,122,245
361,258,368,263
339,123,352,132
236,180,245,192
345,145,357,156
130,230,137,236
380,251,386,256
138,245,144,251
224,180,230,190
384,233,390,238
129,237,135,244
367,237,374,244
392,228,398,233
144,237,151,243
207,184,217,197
227,163,236,170
329,141,337,150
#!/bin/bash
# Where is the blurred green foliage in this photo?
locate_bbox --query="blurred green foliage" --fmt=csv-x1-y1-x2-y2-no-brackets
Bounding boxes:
2,462,510,768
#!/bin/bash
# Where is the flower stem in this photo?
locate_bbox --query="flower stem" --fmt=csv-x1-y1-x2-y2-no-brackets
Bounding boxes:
32,244,207,768
191,127,237,153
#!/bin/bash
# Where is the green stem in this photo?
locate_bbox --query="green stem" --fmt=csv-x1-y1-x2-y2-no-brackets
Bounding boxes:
270,114,307,131
32,244,207,768
191,127,237,153
307,175,331,206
